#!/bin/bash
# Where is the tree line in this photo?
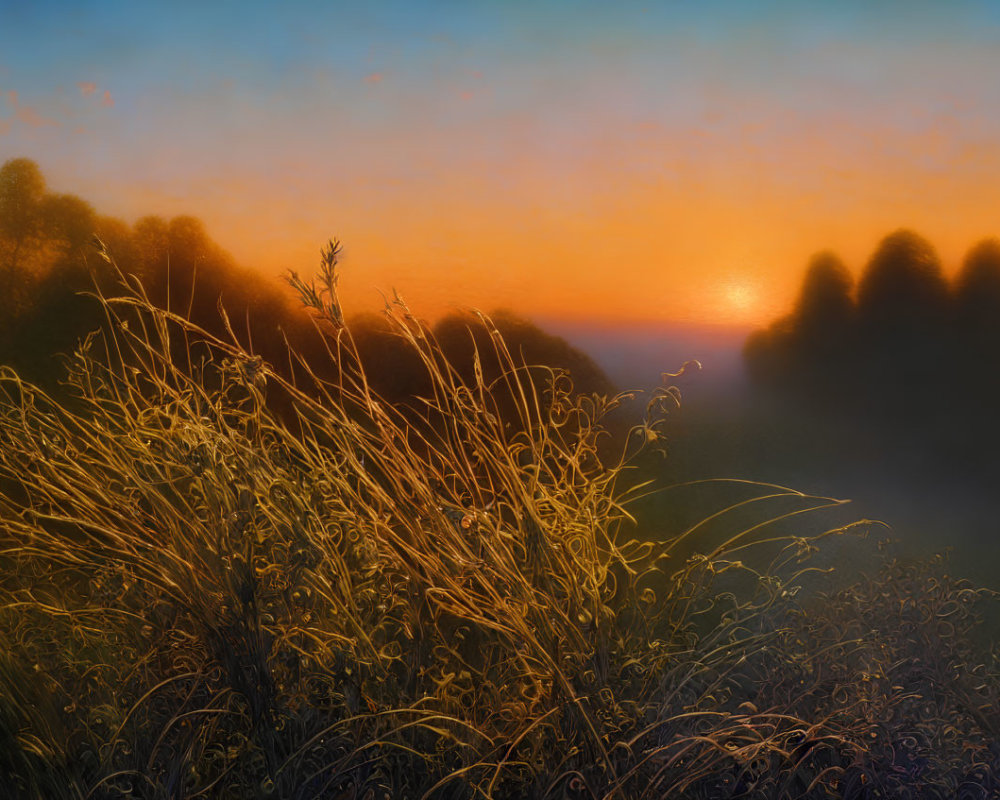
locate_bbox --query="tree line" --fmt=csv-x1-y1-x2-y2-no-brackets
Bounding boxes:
0,158,612,411
744,229,1000,476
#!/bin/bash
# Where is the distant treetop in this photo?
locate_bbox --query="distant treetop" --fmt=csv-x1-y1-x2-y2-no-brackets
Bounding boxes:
856,229,948,328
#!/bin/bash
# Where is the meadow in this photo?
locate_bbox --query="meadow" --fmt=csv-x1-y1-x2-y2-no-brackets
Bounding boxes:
0,238,996,799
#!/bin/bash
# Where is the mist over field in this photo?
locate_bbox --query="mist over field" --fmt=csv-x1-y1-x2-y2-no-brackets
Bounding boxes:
549,291,1000,592
651,334,987,569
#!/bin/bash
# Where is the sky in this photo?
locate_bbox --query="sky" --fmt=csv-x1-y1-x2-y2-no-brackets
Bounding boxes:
3,0,1000,326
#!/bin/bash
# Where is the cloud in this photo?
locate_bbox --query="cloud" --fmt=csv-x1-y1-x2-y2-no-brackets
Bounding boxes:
101,90,114,107
6,89,17,108
0,120,10,136
78,81,97,96
364,72,384,85
16,106,58,127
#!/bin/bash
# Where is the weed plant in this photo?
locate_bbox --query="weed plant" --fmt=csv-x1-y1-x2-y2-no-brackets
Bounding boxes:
0,240,995,798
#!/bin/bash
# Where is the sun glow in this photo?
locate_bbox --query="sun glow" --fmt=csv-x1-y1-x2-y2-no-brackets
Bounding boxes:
723,280,759,317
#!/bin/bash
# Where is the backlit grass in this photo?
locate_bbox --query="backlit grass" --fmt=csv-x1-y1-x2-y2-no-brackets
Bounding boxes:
0,240,995,798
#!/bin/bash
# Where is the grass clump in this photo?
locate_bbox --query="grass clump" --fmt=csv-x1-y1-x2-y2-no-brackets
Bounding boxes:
0,240,995,798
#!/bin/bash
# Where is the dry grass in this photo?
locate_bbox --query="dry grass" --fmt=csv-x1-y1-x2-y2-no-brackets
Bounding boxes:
0,240,994,798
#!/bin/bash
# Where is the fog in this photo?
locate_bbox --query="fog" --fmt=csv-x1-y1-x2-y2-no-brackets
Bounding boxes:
548,317,1000,592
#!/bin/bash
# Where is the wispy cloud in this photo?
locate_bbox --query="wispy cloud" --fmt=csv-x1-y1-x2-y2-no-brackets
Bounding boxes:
101,90,114,107
78,81,97,96
6,90,17,108
364,72,384,85
0,120,10,136
16,106,58,127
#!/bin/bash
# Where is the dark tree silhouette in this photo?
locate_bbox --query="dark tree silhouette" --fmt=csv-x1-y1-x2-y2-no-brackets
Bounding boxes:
788,251,856,400
854,229,952,425
792,251,854,350
741,228,1000,484
743,251,854,402
947,238,1000,470
954,238,1000,346
742,320,793,385
856,229,949,333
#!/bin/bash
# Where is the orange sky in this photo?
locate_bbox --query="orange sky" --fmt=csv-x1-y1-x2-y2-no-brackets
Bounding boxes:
115,115,1000,329
5,2,1000,327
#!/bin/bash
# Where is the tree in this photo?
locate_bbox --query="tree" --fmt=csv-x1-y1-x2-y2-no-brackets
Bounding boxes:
40,193,96,259
0,158,47,317
742,317,795,386
854,229,951,428
743,251,854,400
0,158,46,265
954,238,1000,344
856,229,949,333
951,239,1000,427
791,251,854,358
130,215,171,300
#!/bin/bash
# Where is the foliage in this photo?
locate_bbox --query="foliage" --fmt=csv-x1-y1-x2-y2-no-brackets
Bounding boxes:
0,241,995,798
759,555,1000,799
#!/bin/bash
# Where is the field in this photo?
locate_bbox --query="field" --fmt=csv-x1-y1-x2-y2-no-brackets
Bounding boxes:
0,245,997,798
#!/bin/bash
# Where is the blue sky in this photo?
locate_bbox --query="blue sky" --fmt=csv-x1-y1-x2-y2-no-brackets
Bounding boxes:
4,0,1000,324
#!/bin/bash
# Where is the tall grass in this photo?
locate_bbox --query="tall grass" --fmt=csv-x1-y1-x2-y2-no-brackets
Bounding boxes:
0,240,995,798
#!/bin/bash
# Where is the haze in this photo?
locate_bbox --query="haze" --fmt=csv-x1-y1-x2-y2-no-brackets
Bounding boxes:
4,1,1000,325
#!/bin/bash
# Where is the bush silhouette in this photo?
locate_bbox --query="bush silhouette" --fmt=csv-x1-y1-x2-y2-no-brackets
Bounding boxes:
347,311,431,403
434,309,614,395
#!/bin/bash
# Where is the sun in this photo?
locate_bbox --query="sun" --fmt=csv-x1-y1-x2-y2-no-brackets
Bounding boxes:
723,280,759,315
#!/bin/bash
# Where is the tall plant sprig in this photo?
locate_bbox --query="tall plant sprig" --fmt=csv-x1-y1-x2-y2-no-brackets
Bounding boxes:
285,238,344,329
